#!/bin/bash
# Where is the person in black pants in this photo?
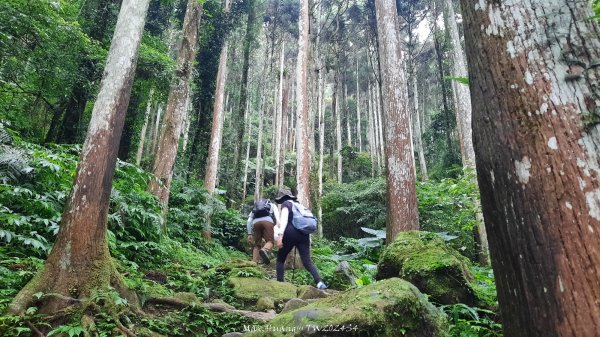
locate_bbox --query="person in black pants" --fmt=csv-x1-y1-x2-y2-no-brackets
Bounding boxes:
274,188,327,289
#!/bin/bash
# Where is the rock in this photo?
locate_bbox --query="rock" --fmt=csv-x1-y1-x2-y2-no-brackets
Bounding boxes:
281,298,308,313
204,301,236,312
173,292,201,304
144,270,168,284
222,332,245,337
245,278,449,337
297,285,330,300
334,261,357,288
376,231,477,305
229,277,298,304
231,309,277,321
256,296,275,311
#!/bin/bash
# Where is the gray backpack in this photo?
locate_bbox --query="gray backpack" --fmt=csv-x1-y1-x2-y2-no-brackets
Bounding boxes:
291,201,317,234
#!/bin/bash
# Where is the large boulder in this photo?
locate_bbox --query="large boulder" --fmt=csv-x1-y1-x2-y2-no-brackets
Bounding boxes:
376,231,476,305
229,277,298,305
245,278,449,337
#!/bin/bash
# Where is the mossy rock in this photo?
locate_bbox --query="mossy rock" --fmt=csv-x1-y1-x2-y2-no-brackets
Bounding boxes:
376,231,476,305
214,259,267,279
257,296,276,311
245,278,448,337
229,277,298,304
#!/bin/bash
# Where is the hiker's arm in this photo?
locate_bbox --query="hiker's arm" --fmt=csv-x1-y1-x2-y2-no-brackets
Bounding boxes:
276,206,288,248
272,204,281,226
246,212,253,235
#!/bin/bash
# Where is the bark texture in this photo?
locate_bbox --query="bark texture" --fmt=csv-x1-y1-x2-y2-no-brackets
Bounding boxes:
295,0,311,206
461,1,600,336
149,0,202,208
375,0,420,242
205,0,231,196
9,0,149,314
135,88,154,166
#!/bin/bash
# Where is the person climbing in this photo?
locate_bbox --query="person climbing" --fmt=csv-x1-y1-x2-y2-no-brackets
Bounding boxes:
274,188,327,289
247,198,279,264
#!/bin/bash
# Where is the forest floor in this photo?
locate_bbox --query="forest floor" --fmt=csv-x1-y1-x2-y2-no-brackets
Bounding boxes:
0,140,502,337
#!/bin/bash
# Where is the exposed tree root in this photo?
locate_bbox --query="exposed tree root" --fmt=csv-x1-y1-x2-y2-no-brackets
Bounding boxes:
143,297,192,309
26,321,45,337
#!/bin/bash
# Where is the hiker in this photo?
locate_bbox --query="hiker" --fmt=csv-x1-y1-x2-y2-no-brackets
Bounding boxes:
274,188,327,289
246,198,279,264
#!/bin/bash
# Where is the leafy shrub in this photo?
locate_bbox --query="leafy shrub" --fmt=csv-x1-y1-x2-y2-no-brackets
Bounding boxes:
418,170,481,260
441,303,502,337
321,178,386,239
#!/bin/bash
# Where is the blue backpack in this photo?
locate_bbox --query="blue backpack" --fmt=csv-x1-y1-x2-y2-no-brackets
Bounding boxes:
291,201,317,234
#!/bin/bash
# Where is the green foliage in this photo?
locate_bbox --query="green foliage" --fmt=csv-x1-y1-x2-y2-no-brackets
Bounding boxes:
0,0,104,141
441,304,502,337
0,253,44,312
593,0,600,21
168,178,246,249
341,146,372,182
140,306,253,337
321,178,386,239
47,324,85,337
417,170,481,260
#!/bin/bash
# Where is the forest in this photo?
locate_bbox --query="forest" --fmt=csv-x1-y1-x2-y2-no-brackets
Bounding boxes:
0,0,599,336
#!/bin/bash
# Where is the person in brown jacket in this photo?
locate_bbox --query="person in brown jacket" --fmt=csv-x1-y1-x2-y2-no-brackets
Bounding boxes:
246,198,280,264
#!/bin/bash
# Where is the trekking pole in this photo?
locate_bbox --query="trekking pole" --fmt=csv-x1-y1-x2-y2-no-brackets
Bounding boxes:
292,248,297,282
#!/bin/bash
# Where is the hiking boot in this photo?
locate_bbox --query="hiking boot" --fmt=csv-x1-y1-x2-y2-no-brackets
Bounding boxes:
316,281,328,290
259,249,271,265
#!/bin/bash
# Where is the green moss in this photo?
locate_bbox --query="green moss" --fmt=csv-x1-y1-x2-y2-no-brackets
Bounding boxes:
228,277,297,303
246,278,448,337
377,231,477,305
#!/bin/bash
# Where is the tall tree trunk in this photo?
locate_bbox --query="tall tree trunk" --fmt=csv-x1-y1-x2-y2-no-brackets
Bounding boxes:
462,1,600,336
368,81,380,173
275,42,285,188
375,0,419,242
317,68,325,237
231,0,257,203
58,83,88,144
149,0,202,231
242,109,253,202
151,103,163,159
345,83,352,147
254,98,265,200
442,0,488,264
376,82,385,172
356,58,362,152
181,92,192,153
9,0,149,314
335,74,343,183
279,80,290,188
443,0,474,167
412,76,428,180
367,81,376,177
135,87,155,166
295,0,310,206
205,0,231,196
118,91,142,161
432,13,454,155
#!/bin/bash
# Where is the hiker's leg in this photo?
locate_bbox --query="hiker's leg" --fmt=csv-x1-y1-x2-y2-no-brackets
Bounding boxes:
252,247,260,262
276,240,294,281
297,238,322,283
252,223,263,263
262,222,274,251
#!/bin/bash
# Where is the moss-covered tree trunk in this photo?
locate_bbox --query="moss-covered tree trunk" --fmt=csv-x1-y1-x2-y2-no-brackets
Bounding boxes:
9,0,150,315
